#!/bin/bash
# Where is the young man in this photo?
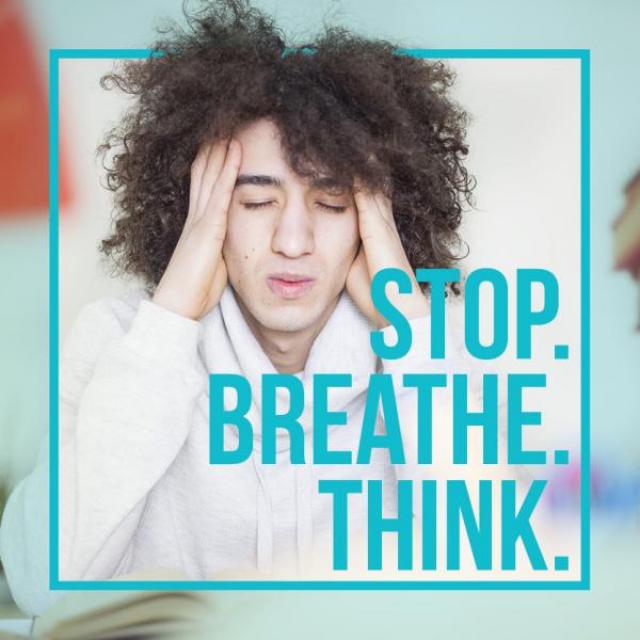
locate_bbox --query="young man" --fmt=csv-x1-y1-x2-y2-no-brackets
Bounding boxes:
0,0,473,614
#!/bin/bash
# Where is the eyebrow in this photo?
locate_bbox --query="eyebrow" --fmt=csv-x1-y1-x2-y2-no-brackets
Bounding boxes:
235,174,282,188
235,174,347,192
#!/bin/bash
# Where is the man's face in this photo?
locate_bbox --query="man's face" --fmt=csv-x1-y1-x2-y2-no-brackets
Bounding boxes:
223,118,360,336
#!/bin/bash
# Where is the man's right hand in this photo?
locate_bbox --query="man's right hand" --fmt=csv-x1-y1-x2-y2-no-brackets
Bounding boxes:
152,139,242,320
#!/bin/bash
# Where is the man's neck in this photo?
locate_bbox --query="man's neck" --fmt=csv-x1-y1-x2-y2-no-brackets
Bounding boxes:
236,297,339,374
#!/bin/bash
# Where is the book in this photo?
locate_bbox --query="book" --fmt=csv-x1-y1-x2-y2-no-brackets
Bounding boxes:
31,570,217,640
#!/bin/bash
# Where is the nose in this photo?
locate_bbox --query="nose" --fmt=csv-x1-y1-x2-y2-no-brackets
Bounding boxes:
270,197,315,258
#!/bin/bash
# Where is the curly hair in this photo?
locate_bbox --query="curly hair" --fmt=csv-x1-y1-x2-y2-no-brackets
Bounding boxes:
98,0,473,294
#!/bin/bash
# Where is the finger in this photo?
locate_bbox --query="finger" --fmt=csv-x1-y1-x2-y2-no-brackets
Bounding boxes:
353,183,428,320
373,191,395,225
353,189,405,275
202,138,242,243
194,140,229,221
188,141,213,218
353,188,395,239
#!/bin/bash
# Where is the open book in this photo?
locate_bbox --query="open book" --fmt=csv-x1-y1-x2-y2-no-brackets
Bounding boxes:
31,589,215,640
30,570,224,640
31,559,323,639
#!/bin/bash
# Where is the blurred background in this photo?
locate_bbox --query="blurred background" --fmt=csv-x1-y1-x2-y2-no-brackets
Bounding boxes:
0,0,638,637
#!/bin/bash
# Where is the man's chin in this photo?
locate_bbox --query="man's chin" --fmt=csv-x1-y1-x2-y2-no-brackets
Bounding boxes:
252,307,321,334
231,284,340,337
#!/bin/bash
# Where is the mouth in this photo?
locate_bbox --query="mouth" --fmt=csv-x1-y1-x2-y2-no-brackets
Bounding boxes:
266,273,316,300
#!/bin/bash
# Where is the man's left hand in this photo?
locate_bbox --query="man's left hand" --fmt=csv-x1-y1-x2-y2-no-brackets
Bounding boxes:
346,183,429,328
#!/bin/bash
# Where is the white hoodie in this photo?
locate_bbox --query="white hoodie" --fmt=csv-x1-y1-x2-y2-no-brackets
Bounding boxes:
0,285,458,615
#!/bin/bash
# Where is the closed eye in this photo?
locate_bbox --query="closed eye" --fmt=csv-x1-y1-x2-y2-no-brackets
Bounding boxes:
243,200,347,213
318,202,347,213
242,201,275,209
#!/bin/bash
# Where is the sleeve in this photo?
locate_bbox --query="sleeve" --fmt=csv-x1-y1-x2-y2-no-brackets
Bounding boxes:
0,296,206,614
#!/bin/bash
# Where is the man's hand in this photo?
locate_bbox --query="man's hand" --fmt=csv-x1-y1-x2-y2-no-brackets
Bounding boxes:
346,183,429,328
152,139,241,320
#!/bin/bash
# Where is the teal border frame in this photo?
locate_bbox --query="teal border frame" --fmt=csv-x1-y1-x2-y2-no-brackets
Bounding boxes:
49,48,590,591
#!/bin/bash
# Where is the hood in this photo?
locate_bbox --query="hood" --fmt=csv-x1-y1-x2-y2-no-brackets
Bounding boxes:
198,285,377,575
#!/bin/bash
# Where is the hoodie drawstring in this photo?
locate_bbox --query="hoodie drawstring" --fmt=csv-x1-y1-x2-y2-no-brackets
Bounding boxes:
252,453,274,574
295,435,314,573
252,435,315,576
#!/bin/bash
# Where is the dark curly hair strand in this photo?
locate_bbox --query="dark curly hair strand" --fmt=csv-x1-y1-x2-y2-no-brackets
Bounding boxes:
98,0,474,294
